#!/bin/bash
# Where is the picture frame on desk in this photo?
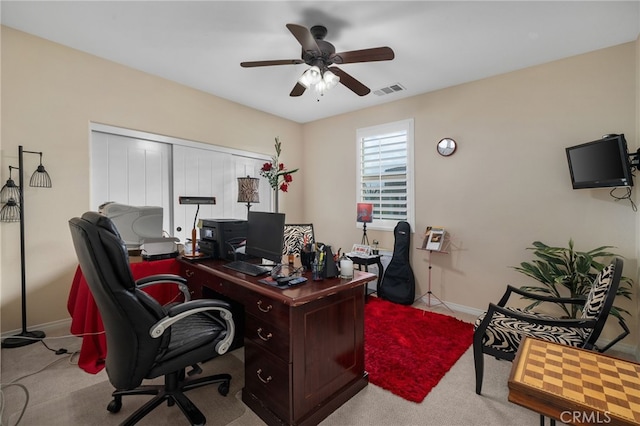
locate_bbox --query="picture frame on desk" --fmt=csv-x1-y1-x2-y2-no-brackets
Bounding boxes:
350,244,372,257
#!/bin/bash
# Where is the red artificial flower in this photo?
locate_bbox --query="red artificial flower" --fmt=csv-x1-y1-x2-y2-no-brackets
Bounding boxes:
261,162,273,172
283,173,293,183
278,163,285,171
280,182,289,192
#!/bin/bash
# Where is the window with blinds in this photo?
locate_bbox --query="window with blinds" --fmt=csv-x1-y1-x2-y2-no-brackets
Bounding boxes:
356,119,414,231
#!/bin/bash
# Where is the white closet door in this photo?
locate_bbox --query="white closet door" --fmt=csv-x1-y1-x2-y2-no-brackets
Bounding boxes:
173,144,229,243
90,131,172,234
92,125,272,246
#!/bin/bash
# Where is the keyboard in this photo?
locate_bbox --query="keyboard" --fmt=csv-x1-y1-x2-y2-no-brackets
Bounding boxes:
223,260,269,277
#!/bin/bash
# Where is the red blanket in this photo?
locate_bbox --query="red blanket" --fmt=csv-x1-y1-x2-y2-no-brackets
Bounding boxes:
67,258,181,374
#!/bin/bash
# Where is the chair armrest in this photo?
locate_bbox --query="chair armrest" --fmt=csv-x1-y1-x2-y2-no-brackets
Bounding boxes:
136,274,190,301
497,285,585,307
484,302,596,328
149,299,235,355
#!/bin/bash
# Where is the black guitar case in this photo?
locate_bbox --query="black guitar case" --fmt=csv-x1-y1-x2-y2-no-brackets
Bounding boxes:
378,221,415,305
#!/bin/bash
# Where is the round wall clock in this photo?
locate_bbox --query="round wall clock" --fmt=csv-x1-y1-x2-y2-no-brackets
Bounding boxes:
437,138,457,157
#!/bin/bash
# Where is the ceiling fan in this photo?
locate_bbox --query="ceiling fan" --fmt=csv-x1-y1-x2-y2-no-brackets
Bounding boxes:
240,24,395,97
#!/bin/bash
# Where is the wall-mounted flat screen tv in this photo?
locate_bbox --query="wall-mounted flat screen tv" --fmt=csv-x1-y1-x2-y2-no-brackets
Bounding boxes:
566,134,633,189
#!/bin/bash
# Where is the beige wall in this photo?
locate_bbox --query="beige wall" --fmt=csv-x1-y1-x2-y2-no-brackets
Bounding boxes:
0,27,303,331
2,26,639,351
303,42,638,348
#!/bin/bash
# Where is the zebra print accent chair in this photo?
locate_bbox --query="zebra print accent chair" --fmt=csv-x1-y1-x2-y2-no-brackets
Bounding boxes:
473,257,623,395
282,224,314,255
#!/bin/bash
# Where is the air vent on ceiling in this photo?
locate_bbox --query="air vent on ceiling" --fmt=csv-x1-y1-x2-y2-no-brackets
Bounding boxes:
373,83,405,96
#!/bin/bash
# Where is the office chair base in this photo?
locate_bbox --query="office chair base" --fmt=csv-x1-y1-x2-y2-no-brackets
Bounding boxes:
109,373,231,426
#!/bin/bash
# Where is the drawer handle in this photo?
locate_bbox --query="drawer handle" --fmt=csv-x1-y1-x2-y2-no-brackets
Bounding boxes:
185,269,194,278
257,300,272,313
257,369,272,384
257,327,272,341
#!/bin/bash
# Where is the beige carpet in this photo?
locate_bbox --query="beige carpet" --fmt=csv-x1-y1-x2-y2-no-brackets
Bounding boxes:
0,304,574,426
6,350,246,426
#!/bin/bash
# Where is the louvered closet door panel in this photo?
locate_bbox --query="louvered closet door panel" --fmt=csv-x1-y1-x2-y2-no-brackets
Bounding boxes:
173,145,230,244
90,131,172,233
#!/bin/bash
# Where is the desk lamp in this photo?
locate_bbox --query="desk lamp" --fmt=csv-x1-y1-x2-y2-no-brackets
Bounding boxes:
237,176,260,215
0,146,52,348
356,203,374,246
178,196,216,259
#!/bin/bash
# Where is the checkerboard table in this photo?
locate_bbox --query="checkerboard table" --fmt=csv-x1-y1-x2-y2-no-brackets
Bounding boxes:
508,336,640,426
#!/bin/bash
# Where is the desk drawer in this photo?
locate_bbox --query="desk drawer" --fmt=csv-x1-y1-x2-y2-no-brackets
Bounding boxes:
244,340,291,422
242,291,289,328
181,264,211,299
245,314,290,362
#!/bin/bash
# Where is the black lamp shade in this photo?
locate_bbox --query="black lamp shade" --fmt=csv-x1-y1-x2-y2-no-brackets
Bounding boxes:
0,178,20,204
0,198,20,222
30,165,52,188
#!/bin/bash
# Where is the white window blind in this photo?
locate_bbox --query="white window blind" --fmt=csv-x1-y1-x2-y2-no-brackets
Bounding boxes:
357,119,414,231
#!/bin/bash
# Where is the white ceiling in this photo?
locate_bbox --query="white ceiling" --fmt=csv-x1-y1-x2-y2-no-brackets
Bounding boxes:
2,1,639,123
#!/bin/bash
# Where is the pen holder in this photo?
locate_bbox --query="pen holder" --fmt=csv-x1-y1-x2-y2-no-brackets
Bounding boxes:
312,261,323,281
301,250,315,270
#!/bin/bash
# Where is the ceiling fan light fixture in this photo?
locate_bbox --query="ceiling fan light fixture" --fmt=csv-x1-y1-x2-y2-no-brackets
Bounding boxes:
323,70,340,89
298,66,322,88
314,79,328,95
241,24,395,98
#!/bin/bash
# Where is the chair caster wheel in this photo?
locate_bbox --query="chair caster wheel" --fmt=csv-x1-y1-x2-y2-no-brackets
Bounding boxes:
107,398,122,413
218,382,230,396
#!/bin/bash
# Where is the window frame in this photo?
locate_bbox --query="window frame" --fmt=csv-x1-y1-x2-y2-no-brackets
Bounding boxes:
355,118,415,232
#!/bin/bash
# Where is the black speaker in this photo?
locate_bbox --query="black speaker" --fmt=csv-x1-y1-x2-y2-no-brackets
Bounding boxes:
323,245,339,279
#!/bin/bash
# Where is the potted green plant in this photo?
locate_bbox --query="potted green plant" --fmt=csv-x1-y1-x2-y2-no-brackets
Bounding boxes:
513,239,633,327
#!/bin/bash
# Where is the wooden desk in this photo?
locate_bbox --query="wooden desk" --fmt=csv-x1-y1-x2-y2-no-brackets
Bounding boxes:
508,337,640,426
179,258,375,426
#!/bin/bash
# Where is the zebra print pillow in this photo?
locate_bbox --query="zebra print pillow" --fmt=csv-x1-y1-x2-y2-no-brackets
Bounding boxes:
580,262,615,320
282,224,314,255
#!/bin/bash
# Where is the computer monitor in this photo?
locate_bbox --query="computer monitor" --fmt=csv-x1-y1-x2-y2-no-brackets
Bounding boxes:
245,211,285,264
100,202,163,249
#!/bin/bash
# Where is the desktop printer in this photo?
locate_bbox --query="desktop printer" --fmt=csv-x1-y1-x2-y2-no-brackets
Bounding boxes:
199,219,247,260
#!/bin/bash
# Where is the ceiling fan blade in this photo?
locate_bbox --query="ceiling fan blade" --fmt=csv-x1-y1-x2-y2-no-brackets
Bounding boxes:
241,59,304,68
286,23,320,53
290,82,306,97
331,47,395,64
329,67,370,96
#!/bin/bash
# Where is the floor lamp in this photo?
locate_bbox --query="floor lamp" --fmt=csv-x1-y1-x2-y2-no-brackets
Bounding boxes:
1,146,52,348
237,175,260,216
356,202,374,246
178,196,216,259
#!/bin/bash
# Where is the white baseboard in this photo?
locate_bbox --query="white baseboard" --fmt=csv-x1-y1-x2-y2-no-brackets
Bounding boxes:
5,303,638,360
417,297,638,360
1,318,72,340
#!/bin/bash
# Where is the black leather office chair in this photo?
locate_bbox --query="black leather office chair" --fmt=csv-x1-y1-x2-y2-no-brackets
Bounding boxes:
69,211,235,425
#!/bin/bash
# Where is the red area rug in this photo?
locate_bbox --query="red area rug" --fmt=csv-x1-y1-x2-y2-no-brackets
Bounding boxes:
364,297,474,403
